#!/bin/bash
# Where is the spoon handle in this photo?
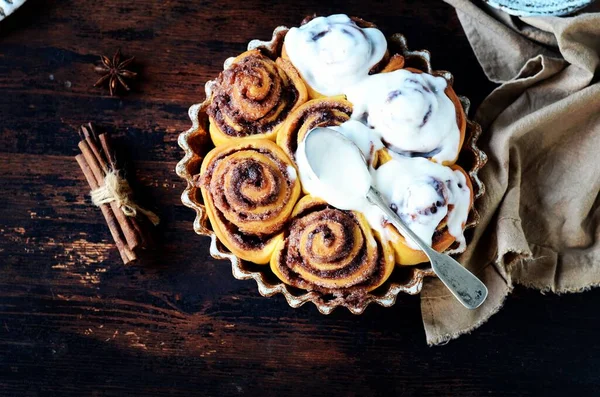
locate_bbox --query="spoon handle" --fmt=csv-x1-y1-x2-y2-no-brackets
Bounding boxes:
366,187,487,310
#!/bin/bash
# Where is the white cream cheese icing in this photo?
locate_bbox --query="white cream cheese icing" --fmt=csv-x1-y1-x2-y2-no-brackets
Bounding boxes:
372,154,471,250
286,165,297,182
345,69,460,164
283,14,387,96
296,127,372,211
330,120,383,167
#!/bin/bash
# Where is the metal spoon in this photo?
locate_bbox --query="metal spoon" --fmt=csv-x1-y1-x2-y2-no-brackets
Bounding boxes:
301,127,488,310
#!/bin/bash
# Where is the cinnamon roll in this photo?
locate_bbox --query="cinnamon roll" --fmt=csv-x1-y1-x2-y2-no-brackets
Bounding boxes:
282,14,388,98
346,67,466,165
207,50,308,146
276,97,353,162
199,139,301,264
371,154,473,265
270,196,395,292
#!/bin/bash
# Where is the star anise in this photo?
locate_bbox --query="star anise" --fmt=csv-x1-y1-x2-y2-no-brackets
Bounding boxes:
94,49,137,96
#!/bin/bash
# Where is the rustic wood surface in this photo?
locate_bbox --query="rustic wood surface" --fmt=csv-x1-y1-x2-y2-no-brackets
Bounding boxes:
1,0,599,395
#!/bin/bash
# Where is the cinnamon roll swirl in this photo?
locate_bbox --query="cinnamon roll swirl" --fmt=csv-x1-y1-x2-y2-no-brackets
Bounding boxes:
199,139,301,264
346,68,466,165
207,50,308,146
271,196,395,292
276,97,353,162
372,155,473,265
282,14,388,98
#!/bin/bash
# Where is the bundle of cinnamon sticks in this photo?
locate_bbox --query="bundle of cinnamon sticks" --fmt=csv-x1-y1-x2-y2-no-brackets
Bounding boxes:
75,123,152,264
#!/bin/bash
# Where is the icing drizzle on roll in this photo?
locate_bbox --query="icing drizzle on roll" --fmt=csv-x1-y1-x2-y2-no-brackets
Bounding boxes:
284,14,387,96
329,120,384,166
346,69,461,164
372,155,471,250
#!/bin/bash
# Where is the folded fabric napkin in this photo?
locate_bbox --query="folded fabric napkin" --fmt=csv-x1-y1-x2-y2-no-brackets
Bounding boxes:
422,0,600,345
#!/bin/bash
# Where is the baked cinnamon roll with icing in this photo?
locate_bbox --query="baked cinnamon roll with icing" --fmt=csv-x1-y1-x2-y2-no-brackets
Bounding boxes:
271,196,395,293
346,68,466,165
198,139,301,264
207,50,308,146
282,14,388,98
371,155,473,265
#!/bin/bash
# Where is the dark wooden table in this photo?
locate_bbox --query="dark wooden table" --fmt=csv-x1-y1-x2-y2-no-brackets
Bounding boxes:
1,1,599,395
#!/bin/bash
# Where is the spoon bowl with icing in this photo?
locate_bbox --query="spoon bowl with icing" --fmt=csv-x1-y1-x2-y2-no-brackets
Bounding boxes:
297,127,488,310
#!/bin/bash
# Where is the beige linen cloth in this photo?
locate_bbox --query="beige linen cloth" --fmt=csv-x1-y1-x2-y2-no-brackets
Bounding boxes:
422,0,600,345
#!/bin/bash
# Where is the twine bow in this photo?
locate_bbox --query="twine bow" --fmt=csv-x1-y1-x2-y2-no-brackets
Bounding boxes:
91,171,160,226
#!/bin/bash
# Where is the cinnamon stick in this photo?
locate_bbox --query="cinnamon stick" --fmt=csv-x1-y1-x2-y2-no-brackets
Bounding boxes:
78,140,104,185
98,133,116,170
86,134,107,172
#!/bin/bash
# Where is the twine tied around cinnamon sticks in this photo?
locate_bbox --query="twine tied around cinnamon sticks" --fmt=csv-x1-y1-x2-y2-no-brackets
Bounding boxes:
75,123,158,264
91,171,160,226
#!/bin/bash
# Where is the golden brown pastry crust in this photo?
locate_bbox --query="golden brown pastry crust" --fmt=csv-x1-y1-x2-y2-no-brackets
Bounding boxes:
270,196,395,292
207,50,308,146
199,139,301,264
